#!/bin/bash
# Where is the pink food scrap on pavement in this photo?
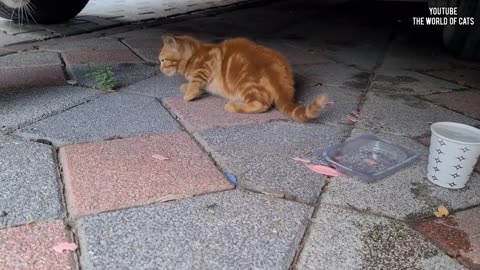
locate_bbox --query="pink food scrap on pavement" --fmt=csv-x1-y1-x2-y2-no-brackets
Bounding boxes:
365,159,378,165
52,242,77,253
306,164,344,177
346,109,360,123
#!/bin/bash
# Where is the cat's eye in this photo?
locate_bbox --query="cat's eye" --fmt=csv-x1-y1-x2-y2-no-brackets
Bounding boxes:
160,59,165,63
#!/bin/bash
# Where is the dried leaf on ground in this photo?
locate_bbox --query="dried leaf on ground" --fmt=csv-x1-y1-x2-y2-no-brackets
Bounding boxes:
434,205,449,218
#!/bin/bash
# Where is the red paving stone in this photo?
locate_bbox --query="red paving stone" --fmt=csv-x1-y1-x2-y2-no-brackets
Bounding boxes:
416,207,480,270
0,66,66,90
424,90,480,120
0,220,76,270
59,132,232,217
0,48,14,56
163,95,287,132
62,49,142,65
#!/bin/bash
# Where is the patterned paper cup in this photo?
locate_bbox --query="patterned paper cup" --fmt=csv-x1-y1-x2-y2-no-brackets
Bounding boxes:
427,122,480,189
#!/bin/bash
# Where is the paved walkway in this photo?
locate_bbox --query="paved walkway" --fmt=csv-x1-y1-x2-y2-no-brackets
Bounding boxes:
0,0,250,46
1,1,480,269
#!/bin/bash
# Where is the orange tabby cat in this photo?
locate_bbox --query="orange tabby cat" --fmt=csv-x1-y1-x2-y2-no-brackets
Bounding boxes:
159,35,328,122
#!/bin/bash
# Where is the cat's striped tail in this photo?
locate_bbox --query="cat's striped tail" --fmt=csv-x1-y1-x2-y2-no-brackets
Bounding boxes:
276,95,329,122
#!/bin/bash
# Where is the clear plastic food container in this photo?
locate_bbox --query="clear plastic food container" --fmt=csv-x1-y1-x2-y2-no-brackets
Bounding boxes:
321,134,421,183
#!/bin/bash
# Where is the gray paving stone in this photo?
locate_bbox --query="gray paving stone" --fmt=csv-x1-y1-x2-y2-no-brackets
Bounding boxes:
274,14,391,71
296,204,464,270
256,39,333,66
0,20,41,35
0,31,32,47
0,85,101,131
0,51,61,68
14,30,59,41
371,70,466,96
357,92,479,137
0,136,64,229
320,129,480,220
194,122,349,203
69,63,158,89
380,33,479,71
295,63,371,89
77,190,312,270
295,84,362,125
426,69,480,89
17,93,180,146
120,75,185,98
43,37,127,52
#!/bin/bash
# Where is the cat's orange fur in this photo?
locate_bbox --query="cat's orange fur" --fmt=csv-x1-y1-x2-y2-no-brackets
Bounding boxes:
159,35,328,122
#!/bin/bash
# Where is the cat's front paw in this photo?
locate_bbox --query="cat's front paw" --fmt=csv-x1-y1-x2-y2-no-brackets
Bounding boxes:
180,84,189,93
224,102,237,113
184,94,197,102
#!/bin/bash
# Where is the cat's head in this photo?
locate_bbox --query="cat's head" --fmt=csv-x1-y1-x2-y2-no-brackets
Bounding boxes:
159,35,197,77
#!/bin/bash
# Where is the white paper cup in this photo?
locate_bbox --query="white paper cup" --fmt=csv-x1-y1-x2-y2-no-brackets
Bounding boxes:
427,122,480,189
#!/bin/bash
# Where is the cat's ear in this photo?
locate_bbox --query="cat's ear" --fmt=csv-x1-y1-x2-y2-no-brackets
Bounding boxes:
162,35,179,49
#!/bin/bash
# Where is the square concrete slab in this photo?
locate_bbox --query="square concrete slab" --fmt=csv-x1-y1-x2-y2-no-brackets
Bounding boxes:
320,129,480,220
77,190,312,270
0,220,76,270
0,85,100,131
358,92,479,137
17,93,180,146
416,207,480,269
0,65,67,90
256,39,334,65
0,136,64,229
380,34,455,71
371,69,467,95
194,122,349,203
60,132,232,217
0,51,66,90
423,90,480,120
122,37,164,63
295,63,371,89
120,74,185,98
0,48,13,56
68,63,157,89
296,204,464,270
163,95,286,132
62,49,142,66
426,69,480,89
0,51,62,67
42,37,127,52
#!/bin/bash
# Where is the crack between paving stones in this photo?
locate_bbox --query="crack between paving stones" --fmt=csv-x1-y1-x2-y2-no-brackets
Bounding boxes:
344,26,398,138
416,69,480,90
155,97,322,205
56,51,73,81
288,176,332,270
118,38,153,63
416,95,480,124
4,94,104,136
155,97,240,191
51,144,84,270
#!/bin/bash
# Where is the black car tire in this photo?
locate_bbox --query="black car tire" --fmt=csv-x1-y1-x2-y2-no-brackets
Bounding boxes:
430,0,480,60
0,0,90,24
